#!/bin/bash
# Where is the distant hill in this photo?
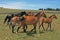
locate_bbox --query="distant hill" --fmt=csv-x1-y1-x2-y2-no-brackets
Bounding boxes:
0,7,60,14
0,7,39,14
0,7,25,14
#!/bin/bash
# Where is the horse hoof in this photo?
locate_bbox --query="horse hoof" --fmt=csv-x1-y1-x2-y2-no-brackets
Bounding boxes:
43,29,45,31
23,31,26,33
16,32,18,34
46,29,47,31
34,31,36,33
12,32,15,33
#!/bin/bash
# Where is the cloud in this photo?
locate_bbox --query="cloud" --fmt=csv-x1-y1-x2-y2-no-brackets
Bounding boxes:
0,2,24,9
0,2,39,10
0,1,50,10
0,1,59,10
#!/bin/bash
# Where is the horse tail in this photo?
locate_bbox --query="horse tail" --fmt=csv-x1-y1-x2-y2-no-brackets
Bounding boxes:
4,16,8,24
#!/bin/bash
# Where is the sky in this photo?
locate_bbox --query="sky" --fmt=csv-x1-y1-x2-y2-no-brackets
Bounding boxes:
0,0,60,10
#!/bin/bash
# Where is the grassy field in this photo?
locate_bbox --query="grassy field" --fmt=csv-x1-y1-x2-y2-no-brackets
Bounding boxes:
0,9,60,40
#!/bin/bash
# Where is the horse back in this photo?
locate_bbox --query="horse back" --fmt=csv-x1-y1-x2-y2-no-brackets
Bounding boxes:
20,16,38,25
12,16,19,22
40,17,52,23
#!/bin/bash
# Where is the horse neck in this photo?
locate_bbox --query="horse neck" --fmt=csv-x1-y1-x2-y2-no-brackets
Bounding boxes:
49,16,55,20
35,13,41,20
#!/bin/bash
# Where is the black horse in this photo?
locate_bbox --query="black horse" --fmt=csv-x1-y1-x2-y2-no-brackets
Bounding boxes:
4,11,28,32
4,13,14,25
4,12,28,30
4,11,27,25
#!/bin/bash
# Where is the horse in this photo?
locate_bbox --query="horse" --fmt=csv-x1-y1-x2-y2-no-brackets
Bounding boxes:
4,13,14,25
11,11,34,32
4,11,27,28
4,11,27,24
11,11,47,33
39,14,57,31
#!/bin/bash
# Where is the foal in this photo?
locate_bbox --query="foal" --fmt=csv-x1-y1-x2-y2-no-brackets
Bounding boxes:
39,14,57,31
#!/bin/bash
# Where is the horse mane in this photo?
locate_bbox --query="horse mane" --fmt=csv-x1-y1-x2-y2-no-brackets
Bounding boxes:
49,15,54,18
35,12,41,17
20,11,26,15
15,11,27,16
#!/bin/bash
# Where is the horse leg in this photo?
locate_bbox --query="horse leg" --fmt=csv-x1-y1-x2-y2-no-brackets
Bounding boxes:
17,26,21,33
23,25,26,32
25,25,27,30
50,23,51,31
30,25,36,33
23,24,27,32
39,25,41,32
12,25,15,33
39,22,42,31
7,21,9,25
4,16,8,24
46,23,49,31
34,25,36,33
7,19,10,25
42,23,45,31
9,21,12,29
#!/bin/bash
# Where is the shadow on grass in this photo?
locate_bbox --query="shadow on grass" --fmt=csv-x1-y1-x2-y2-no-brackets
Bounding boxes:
39,31,45,34
46,29,54,32
18,31,27,33
26,31,37,37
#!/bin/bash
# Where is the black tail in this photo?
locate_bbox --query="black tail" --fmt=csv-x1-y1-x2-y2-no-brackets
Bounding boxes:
4,16,8,24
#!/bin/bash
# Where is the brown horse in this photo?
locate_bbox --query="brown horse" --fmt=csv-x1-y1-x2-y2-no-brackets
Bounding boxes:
39,14,57,31
11,11,46,33
12,12,46,33
12,12,34,23
11,12,34,32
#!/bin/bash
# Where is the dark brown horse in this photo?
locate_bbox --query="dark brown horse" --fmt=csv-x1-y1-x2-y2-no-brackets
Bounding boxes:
39,14,57,31
11,11,47,33
4,11,27,29
11,12,34,32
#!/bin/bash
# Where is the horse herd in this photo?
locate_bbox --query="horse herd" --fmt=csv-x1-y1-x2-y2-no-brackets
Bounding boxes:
4,11,57,33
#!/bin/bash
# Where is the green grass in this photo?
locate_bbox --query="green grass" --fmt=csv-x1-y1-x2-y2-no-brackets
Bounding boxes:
0,10,60,40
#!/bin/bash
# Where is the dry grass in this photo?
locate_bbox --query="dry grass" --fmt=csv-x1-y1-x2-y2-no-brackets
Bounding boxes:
0,10,60,40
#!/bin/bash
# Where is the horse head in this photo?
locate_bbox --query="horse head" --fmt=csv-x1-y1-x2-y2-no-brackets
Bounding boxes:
35,11,47,18
52,14,57,19
40,11,47,18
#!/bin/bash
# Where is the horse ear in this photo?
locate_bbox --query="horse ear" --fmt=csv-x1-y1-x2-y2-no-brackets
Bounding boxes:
41,11,45,14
